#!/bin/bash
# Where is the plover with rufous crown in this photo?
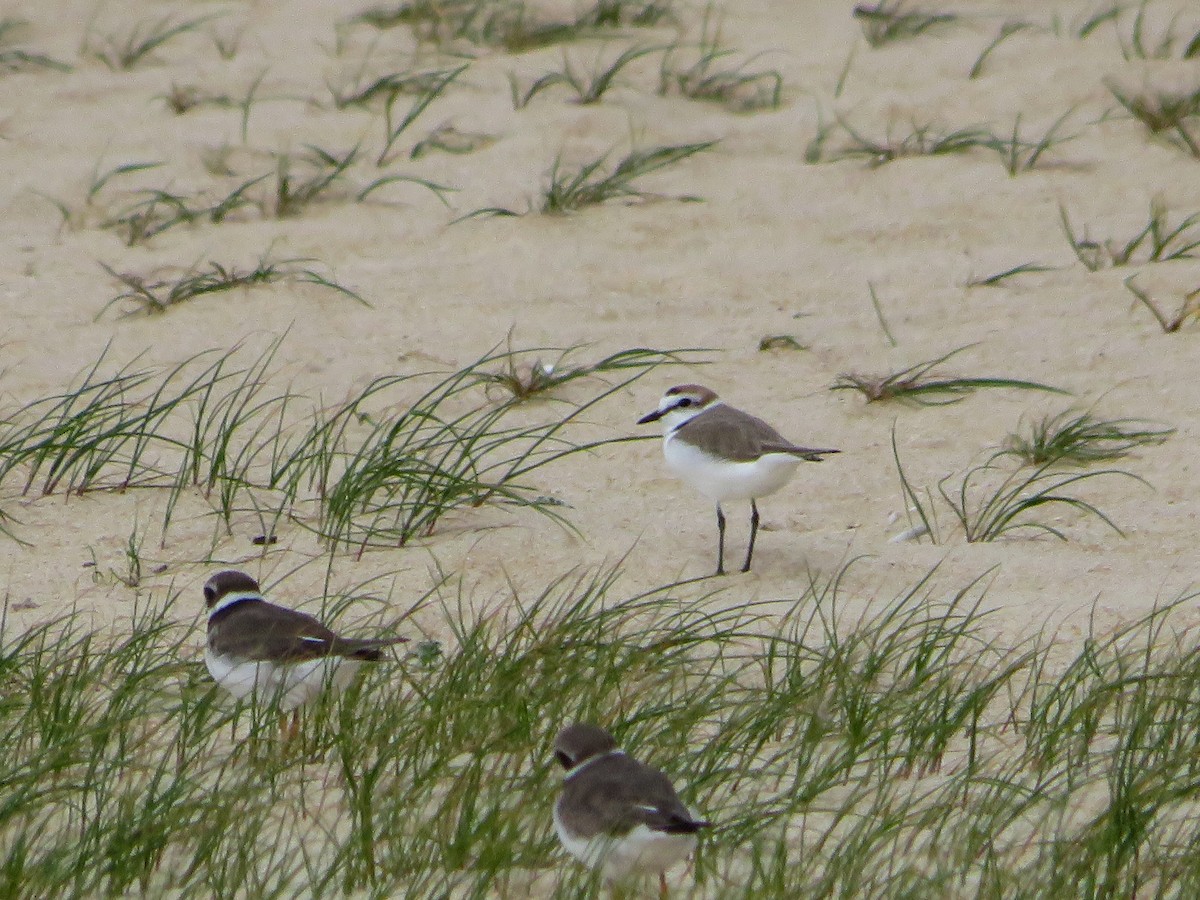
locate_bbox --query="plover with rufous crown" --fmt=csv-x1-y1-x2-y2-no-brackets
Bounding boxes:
638,384,838,575
203,570,407,737
552,723,710,898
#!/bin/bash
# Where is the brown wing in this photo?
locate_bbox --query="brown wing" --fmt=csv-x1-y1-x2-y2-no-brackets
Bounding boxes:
677,405,838,462
559,754,709,838
209,601,404,662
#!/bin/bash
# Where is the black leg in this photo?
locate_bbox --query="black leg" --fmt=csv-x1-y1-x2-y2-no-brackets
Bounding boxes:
715,504,726,576
742,500,760,573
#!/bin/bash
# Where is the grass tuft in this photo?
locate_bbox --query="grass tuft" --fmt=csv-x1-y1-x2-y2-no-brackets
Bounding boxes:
1060,201,1200,271
658,17,782,112
1122,276,1200,333
1107,82,1200,157
937,457,1145,542
98,256,367,318
853,1,959,47
509,44,660,108
1001,409,1173,466
807,116,992,167
1115,1,1200,60
86,14,214,70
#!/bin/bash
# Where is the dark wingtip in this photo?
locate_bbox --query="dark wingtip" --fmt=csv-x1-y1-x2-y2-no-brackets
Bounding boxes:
661,817,712,834
348,636,409,660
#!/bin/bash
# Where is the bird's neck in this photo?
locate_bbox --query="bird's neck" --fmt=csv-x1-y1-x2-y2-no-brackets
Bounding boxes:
564,749,625,781
208,592,263,622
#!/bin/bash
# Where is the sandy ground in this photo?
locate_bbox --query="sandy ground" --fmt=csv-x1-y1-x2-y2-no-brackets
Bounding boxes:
2,0,1200,651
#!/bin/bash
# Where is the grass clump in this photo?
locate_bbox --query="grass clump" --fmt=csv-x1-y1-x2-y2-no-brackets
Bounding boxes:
988,109,1076,174
1001,409,1173,466
1060,201,1200,271
85,14,214,70
347,0,672,48
539,142,714,213
509,44,660,108
0,341,698,546
1107,82,1200,158
658,20,783,112
852,1,959,47
967,21,1032,79
894,436,1145,543
806,117,992,167
1115,0,1200,60
465,142,715,218
98,256,367,318
832,346,1067,405
0,18,70,73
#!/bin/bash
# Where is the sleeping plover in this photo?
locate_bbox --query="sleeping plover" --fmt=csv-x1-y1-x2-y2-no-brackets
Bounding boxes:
638,384,838,574
553,723,710,897
203,570,407,734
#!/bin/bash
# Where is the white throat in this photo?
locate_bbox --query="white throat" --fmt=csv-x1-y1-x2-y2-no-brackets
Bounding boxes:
662,400,721,434
564,749,625,781
209,591,263,617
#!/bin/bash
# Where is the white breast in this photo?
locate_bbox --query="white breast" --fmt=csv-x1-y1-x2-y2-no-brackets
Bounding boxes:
553,804,697,883
205,648,360,711
663,433,802,502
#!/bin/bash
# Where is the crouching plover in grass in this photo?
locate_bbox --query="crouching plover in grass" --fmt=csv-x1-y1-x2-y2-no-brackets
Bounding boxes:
203,570,407,737
553,723,710,898
638,384,838,575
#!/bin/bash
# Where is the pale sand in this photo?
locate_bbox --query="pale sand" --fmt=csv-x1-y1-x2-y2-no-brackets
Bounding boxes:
2,0,1199,654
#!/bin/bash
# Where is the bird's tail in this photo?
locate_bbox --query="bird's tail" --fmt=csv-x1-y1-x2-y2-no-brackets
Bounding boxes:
333,636,409,661
789,446,840,462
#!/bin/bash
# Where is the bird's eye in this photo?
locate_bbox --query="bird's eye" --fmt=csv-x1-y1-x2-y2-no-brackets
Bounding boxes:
677,398,692,408
555,751,573,769
203,586,216,603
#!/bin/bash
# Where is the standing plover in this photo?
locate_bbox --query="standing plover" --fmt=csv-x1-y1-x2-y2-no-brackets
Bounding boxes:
638,384,838,574
203,570,407,735
553,723,710,897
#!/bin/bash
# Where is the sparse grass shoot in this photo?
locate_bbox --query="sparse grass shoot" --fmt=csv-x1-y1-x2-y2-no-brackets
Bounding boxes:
1059,201,1200,271
0,18,70,73
510,44,660,108
1122,275,1200,332
853,1,959,47
988,109,1076,174
938,457,1143,542
86,14,214,70
540,142,714,214
807,116,992,167
659,22,783,112
966,261,1055,287
1115,0,1200,60
968,21,1032,79
832,346,1068,405
376,65,467,166
98,256,367,318
1106,82,1200,157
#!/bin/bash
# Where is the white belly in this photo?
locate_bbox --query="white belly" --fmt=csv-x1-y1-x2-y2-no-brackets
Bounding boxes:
663,435,802,502
205,648,359,711
553,805,696,882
